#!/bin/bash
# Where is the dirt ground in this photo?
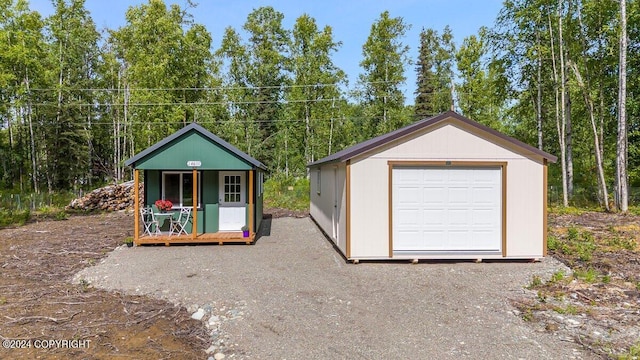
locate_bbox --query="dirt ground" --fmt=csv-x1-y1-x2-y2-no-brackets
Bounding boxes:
513,211,640,358
0,210,637,359
0,212,207,359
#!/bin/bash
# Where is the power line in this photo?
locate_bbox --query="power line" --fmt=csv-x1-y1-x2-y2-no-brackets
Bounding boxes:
25,80,398,92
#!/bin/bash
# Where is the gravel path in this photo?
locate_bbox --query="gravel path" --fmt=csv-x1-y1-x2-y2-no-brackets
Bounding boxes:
74,217,595,359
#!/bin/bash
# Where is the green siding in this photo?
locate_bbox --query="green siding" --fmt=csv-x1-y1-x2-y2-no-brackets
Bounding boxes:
205,204,219,233
203,170,218,204
183,210,203,234
136,132,252,170
143,168,263,235
145,170,161,205
256,170,264,232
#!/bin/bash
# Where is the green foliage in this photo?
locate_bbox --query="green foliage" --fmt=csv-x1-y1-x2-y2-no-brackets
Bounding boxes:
264,176,310,211
550,270,566,284
553,304,579,315
414,26,455,117
37,205,68,221
559,226,596,262
1,0,640,210
0,208,30,228
358,11,411,139
617,341,640,360
573,268,600,283
527,275,543,289
607,236,637,251
548,206,592,216
547,234,560,251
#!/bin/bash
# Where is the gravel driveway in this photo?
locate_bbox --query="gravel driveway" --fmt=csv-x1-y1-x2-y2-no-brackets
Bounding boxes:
75,217,594,359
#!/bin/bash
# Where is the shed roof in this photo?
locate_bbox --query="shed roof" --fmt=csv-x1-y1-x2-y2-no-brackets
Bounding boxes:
308,111,557,167
125,122,267,170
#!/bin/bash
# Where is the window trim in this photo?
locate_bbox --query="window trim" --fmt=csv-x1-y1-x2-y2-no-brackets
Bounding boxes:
161,171,202,209
317,169,321,195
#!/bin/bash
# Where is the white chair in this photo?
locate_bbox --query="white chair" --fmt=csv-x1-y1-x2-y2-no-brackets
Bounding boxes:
170,207,192,236
140,207,160,236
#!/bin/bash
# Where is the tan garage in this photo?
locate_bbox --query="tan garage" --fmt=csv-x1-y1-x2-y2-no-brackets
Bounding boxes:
308,111,557,261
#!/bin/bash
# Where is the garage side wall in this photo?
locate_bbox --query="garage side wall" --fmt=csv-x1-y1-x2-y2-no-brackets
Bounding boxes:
310,163,347,255
348,122,546,259
504,159,544,257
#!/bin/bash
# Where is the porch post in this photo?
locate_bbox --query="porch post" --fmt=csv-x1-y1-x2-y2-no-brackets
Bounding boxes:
134,169,140,243
249,169,254,235
192,168,197,240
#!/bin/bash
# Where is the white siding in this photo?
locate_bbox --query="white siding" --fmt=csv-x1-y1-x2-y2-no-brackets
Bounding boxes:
309,163,347,255
347,119,546,259
349,157,390,258
505,159,544,257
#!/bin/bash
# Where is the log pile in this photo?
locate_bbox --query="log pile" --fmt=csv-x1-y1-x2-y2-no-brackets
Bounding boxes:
66,181,143,212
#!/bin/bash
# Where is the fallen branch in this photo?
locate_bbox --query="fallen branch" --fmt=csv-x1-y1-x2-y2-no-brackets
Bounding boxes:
6,311,82,325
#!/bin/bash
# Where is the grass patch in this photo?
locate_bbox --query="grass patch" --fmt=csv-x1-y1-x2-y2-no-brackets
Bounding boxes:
264,176,309,211
573,268,601,283
618,341,640,360
555,226,597,262
0,208,31,228
607,235,637,251
548,206,594,215
549,270,566,284
553,304,579,315
527,275,543,289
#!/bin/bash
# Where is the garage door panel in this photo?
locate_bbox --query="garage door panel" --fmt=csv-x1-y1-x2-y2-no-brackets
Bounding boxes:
471,230,501,250
395,231,423,250
423,230,447,250
423,187,445,203
448,230,472,249
447,209,469,225
397,209,420,225
397,169,421,183
393,167,502,254
397,186,421,203
473,186,497,202
448,187,470,203
472,209,497,225
423,209,444,224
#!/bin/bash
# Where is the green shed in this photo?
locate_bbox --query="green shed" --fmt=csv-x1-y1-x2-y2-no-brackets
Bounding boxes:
125,123,266,245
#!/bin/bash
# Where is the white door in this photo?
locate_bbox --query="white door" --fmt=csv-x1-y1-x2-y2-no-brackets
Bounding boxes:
219,171,246,231
392,166,502,253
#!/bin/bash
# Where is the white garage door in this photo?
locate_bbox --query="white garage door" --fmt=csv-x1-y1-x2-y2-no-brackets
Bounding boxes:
392,166,502,254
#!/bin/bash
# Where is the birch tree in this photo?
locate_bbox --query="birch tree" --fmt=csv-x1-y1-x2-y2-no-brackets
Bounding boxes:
616,0,628,212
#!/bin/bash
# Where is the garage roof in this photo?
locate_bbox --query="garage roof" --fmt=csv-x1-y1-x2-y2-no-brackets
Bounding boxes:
308,111,557,167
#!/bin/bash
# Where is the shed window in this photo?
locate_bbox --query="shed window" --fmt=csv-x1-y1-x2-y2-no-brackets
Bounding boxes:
316,170,321,195
162,171,201,208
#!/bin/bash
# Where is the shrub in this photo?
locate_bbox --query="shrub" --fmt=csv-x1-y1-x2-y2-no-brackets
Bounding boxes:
0,208,30,228
264,176,309,211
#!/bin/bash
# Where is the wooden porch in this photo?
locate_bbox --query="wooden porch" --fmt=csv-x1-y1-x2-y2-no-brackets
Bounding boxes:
135,232,256,246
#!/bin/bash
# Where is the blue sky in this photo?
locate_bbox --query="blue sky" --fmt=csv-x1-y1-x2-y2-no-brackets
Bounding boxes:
31,0,504,104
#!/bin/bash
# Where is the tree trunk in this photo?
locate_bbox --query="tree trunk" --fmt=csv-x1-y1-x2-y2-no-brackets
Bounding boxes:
25,68,39,193
536,31,543,150
569,62,609,211
616,0,628,212
558,0,571,202
549,11,568,207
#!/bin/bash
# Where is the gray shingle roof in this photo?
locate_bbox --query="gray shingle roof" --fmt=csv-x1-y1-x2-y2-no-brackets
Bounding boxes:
308,111,557,167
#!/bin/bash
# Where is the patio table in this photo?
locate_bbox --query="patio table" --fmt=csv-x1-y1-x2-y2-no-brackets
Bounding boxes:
154,212,176,235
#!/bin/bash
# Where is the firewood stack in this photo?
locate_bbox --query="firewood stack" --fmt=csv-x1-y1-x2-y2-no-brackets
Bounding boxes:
66,181,144,212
